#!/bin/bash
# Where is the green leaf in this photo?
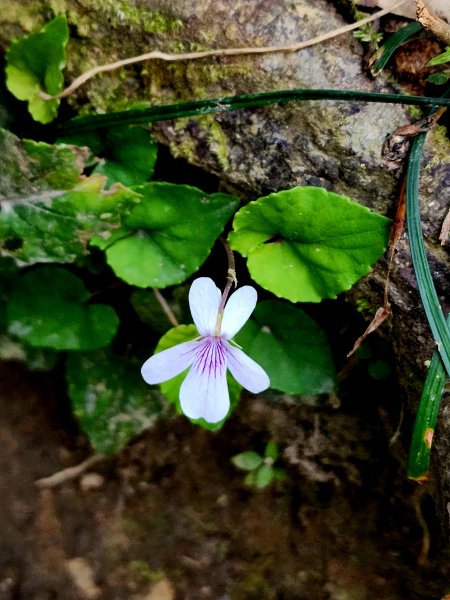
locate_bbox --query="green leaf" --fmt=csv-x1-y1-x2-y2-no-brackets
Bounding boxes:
371,22,422,74
153,324,242,430
0,128,84,195
427,72,449,85
264,440,279,460
235,301,336,395
92,182,240,288
231,451,263,471
0,129,141,264
7,266,119,350
66,349,164,454
5,16,68,123
0,257,19,327
228,186,391,302
254,464,276,488
244,464,274,488
63,126,158,188
22,346,59,371
427,47,450,66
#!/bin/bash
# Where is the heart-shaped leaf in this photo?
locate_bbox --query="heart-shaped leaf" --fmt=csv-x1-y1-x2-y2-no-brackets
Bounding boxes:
67,349,164,454
235,300,336,395
63,125,158,188
92,182,240,288
228,186,391,302
7,266,119,350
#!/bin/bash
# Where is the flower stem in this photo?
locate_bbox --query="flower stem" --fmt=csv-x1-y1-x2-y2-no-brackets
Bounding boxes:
214,238,237,334
152,288,179,327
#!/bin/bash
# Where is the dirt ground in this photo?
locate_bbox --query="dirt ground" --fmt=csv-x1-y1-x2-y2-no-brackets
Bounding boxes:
1,354,450,600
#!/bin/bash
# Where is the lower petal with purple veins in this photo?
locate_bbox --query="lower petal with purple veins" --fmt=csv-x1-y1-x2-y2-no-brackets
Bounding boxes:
180,362,230,423
180,337,230,423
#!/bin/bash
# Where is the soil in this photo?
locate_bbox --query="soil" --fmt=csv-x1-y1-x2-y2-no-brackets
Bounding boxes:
1,356,450,600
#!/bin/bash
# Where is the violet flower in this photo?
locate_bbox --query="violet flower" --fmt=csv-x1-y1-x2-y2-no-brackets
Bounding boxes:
141,277,270,423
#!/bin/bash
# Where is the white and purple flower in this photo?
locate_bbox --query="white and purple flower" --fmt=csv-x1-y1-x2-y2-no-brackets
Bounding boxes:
141,277,270,423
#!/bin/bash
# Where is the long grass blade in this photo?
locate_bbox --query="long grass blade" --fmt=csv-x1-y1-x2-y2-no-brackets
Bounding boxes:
61,88,450,135
405,105,450,480
406,133,450,377
371,22,422,74
407,350,447,480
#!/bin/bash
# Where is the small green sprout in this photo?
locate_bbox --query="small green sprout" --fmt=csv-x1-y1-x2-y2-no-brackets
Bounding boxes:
231,441,286,489
427,47,450,67
352,11,383,47
425,47,450,85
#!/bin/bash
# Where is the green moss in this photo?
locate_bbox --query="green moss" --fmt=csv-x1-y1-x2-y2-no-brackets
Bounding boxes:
170,115,230,172
199,116,230,170
74,0,182,34
0,3,45,36
171,117,200,164
427,124,450,169
408,105,423,120
187,61,252,98
48,0,69,16
142,11,182,35
169,39,208,53
128,561,164,584
355,298,374,315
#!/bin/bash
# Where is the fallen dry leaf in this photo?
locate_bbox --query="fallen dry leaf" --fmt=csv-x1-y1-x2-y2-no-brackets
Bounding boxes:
440,209,450,245
347,304,392,357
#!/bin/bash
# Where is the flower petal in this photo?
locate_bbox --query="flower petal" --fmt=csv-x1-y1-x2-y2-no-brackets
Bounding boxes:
226,344,270,393
180,358,230,423
189,277,221,336
141,341,197,384
221,285,257,339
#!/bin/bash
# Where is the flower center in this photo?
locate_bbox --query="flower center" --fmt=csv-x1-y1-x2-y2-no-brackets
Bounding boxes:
194,335,227,376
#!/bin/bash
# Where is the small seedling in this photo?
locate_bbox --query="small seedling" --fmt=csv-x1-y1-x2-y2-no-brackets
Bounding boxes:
231,441,286,489
353,11,383,47
426,47,450,85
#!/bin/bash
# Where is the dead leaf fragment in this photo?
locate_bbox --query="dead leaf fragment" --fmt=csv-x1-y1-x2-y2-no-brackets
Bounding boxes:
416,0,450,44
347,304,392,357
439,209,450,245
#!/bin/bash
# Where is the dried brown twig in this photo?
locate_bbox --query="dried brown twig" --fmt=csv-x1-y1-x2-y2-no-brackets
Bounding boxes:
153,288,179,327
40,0,409,101
35,454,106,488
416,0,450,45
